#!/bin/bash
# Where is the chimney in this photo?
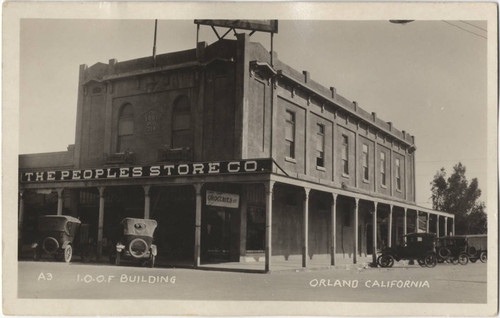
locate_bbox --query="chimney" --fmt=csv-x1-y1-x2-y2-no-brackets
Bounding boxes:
387,122,393,131
302,71,310,83
371,112,377,122
353,101,358,111
330,87,336,99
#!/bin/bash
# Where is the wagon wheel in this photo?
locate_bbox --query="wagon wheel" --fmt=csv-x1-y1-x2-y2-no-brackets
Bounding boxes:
479,251,487,263
458,253,469,265
63,245,73,263
115,252,121,266
424,253,437,268
377,254,394,268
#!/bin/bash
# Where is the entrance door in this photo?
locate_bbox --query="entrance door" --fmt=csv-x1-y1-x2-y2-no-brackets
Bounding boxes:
202,207,232,262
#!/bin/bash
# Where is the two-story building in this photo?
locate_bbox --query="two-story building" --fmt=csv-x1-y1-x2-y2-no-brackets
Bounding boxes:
19,31,455,270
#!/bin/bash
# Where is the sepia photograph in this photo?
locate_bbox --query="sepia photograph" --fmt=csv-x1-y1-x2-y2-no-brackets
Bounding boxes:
3,2,498,316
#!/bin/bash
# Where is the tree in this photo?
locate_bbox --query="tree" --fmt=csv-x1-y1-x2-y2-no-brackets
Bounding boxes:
430,162,487,234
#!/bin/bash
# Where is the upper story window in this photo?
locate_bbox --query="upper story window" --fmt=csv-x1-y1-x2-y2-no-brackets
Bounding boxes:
172,96,192,149
117,103,134,153
285,110,295,159
395,158,401,191
316,124,325,167
341,134,349,175
380,152,387,186
362,144,369,181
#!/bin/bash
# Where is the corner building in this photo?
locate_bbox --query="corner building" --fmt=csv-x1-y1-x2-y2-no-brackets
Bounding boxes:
19,33,455,270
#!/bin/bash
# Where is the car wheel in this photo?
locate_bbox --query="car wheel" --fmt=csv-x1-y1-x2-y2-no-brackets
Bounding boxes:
424,253,437,268
438,247,451,260
470,258,478,263
64,245,73,263
377,255,394,268
467,246,477,257
115,252,121,266
479,251,487,263
458,253,469,265
150,255,155,268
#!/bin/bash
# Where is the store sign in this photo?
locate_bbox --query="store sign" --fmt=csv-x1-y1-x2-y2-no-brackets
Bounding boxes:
206,190,240,208
20,158,273,183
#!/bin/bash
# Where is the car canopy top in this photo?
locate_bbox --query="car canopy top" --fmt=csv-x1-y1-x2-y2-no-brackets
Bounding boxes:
120,218,157,237
38,215,81,235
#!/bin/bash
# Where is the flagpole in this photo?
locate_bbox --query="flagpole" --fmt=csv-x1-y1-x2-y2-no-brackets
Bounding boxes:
153,19,158,66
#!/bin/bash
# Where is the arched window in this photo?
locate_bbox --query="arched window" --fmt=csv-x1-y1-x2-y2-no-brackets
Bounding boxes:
172,96,192,149
117,104,134,152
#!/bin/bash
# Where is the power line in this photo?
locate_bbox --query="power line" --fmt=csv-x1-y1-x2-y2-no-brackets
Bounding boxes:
442,20,487,39
458,20,487,32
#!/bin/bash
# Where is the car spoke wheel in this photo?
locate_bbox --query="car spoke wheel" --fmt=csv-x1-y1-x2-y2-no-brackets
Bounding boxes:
424,253,437,268
438,247,451,260
377,255,394,268
479,251,487,263
115,253,121,266
64,245,72,263
458,253,469,265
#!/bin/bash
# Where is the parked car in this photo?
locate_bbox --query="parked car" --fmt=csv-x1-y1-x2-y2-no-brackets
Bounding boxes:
31,215,81,263
110,218,158,267
377,233,437,268
465,234,487,263
436,236,469,265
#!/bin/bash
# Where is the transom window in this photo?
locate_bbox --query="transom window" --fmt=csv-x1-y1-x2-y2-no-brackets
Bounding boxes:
316,124,325,167
285,110,295,159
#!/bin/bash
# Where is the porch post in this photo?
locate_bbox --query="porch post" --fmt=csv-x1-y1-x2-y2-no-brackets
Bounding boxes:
97,187,105,258
426,212,430,232
452,217,455,235
444,216,448,236
415,211,419,233
19,190,25,254
372,201,378,265
57,188,64,215
194,183,203,268
143,185,151,219
353,198,359,264
265,181,275,272
302,188,310,268
330,193,337,266
388,205,393,248
436,215,440,237
403,208,407,236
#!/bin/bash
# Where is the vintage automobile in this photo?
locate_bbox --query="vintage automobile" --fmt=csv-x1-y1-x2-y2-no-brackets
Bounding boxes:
377,233,437,268
466,234,487,263
31,215,81,263
110,218,158,267
436,236,469,265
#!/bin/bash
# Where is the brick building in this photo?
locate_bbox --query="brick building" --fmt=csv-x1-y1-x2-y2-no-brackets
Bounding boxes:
19,29,455,270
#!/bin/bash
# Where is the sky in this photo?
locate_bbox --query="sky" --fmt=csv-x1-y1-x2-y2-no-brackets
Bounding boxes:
19,19,488,209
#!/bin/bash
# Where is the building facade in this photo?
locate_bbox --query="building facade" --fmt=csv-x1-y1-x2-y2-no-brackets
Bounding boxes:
19,33,455,270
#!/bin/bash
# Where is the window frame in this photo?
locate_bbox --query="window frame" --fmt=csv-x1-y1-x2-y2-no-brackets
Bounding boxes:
341,134,349,176
316,123,325,168
117,104,134,153
395,157,402,191
362,144,369,181
380,151,387,187
285,110,296,159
